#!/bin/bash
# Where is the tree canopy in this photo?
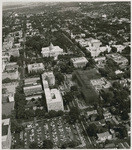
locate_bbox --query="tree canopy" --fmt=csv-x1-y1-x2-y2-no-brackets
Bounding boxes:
41,140,53,149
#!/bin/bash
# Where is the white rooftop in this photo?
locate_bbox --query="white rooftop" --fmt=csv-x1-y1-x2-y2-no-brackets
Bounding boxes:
71,57,88,63
2,118,10,126
45,88,62,103
97,131,111,138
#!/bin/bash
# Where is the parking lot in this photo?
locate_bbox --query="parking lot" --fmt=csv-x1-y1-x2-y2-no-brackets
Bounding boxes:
16,116,87,148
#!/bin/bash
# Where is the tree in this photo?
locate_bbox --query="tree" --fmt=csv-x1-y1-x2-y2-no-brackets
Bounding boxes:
35,109,45,117
2,114,8,119
54,72,64,85
101,90,114,104
122,46,130,55
14,85,26,119
121,110,129,120
70,85,78,91
98,68,109,77
61,141,77,148
120,90,129,100
11,119,24,133
63,92,73,105
41,140,53,149
2,78,12,83
87,123,97,137
24,109,35,119
87,58,96,68
113,82,122,89
10,55,18,62
68,107,80,123
106,59,118,70
48,110,57,118
52,60,57,67
29,142,39,149
57,110,64,116
111,46,117,53
118,126,128,139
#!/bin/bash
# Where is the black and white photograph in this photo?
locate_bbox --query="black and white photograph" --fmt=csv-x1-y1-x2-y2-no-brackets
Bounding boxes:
2,0,131,149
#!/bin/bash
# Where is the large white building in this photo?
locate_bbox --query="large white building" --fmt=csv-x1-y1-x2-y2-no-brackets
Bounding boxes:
27,63,45,73
2,118,12,149
71,57,88,68
86,45,111,58
41,43,63,59
42,72,55,86
44,88,64,112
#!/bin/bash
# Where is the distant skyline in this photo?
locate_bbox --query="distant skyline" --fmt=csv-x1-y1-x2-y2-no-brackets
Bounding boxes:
2,0,131,3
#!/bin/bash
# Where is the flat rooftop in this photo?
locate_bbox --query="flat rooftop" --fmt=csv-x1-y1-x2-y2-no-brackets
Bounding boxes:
2,125,8,136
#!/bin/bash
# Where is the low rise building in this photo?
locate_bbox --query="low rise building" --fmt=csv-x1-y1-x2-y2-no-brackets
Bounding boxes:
75,38,89,47
90,77,111,93
71,57,88,68
87,110,97,116
5,62,18,71
25,94,42,101
2,82,18,96
27,63,45,73
2,70,19,80
97,131,112,143
2,53,10,71
86,45,111,58
95,57,106,68
103,111,112,120
90,39,102,48
24,77,40,85
23,83,43,98
9,47,20,57
115,70,124,75
42,72,55,86
106,53,128,68
112,45,125,53
94,57,106,63
2,118,12,149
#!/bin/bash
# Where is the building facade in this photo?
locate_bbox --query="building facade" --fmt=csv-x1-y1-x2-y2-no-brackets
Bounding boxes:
27,63,45,73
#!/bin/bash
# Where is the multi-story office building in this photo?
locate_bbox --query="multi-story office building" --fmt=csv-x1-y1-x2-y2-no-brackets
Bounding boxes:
44,88,64,112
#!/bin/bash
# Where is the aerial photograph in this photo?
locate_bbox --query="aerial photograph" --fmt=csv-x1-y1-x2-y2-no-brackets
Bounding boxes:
2,0,131,149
